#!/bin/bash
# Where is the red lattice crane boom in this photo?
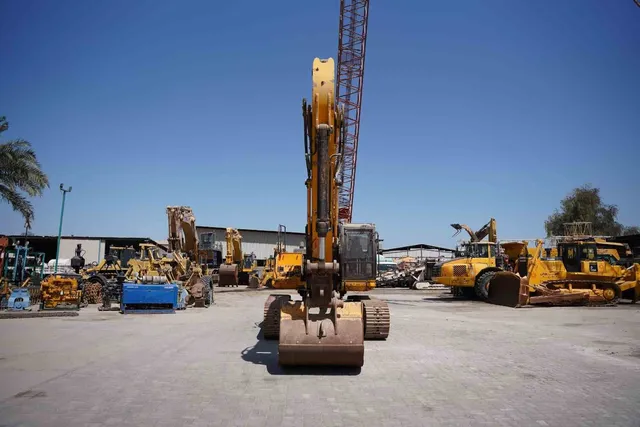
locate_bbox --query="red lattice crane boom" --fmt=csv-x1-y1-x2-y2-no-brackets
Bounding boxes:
336,0,370,223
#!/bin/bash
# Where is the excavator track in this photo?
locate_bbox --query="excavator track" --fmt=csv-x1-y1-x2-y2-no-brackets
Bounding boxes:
531,279,621,307
262,294,291,339
363,299,390,340
345,295,390,340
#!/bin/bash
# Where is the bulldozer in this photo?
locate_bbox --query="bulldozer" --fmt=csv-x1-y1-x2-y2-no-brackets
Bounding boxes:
219,228,257,287
487,238,640,307
259,225,303,290
261,57,390,367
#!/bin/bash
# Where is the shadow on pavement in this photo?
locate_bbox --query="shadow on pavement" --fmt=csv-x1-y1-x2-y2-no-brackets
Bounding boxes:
422,296,478,303
241,321,361,376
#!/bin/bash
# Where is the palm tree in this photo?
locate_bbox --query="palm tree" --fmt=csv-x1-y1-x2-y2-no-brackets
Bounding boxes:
0,116,49,224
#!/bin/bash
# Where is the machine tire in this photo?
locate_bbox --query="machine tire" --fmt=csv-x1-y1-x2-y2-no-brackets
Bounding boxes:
475,270,497,300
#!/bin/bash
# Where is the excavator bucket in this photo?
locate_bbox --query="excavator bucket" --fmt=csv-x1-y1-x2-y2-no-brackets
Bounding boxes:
278,301,364,367
487,271,530,308
218,264,238,287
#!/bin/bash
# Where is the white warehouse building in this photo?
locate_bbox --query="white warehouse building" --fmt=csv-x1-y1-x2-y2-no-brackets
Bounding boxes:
195,226,306,262
379,244,456,262
5,226,306,269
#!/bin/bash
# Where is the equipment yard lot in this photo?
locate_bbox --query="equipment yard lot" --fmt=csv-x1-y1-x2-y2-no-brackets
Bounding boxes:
1,289,640,427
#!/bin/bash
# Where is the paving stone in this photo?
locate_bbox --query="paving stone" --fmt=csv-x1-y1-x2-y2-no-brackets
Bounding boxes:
0,290,639,426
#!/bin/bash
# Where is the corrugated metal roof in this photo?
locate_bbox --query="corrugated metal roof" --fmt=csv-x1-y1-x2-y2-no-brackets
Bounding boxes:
380,243,456,253
198,226,305,235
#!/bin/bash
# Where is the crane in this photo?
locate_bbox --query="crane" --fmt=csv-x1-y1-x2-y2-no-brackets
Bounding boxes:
336,0,370,223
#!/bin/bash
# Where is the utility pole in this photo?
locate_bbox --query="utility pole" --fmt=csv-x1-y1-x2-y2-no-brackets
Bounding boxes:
54,183,72,274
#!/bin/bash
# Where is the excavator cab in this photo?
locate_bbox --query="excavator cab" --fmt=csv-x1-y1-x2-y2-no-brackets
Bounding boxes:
340,224,378,287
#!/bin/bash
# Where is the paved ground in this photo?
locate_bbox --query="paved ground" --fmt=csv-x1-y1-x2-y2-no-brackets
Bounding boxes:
1,288,639,427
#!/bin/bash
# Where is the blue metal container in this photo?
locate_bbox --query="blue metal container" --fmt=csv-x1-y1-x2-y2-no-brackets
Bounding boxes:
120,283,179,314
7,288,31,311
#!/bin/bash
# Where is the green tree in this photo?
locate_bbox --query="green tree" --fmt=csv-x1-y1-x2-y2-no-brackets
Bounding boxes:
544,184,638,237
623,225,640,236
0,116,49,226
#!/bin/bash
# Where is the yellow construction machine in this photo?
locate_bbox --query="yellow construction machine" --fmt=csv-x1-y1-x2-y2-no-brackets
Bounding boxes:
261,58,390,367
259,225,303,290
81,245,137,304
166,206,213,307
125,243,175,281
219,228,257,287
432,218,504,299
487,238,640,307
39,244,86,310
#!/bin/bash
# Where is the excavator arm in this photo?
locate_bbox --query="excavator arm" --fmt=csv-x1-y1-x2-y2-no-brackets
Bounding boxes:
451,218,497,243
476,218,497,242
450,223,477,242
224,228,243,265
165,206,212,307
166,206,199,264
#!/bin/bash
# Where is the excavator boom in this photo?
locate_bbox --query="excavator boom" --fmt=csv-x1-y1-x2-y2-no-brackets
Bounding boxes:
166,206,199,263
165,206,211,307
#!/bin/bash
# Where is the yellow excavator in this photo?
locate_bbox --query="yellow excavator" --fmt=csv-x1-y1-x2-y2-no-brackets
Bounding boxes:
219,228,243,287
166,206,212,306
219,227,257,287
261,58,390,367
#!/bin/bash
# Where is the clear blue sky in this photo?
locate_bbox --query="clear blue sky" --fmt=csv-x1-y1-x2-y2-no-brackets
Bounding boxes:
1,0,639,249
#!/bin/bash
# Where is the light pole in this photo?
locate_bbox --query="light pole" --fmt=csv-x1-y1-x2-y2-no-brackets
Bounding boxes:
54,183,72,274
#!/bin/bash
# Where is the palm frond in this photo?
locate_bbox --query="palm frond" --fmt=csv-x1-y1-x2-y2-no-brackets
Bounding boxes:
0,183,34,222
0,139,50,196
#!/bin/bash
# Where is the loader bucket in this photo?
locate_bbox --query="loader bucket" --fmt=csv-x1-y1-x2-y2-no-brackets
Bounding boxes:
278,301,364,367
487,271,529,308
218,264,238,287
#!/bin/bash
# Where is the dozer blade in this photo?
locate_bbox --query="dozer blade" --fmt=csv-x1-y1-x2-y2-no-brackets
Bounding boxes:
218,264,238,287
278,301,364,367
487,271,530,308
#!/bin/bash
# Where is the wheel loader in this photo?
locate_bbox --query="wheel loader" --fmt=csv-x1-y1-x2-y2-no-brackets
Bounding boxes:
487,238,640,307
261,58,390,367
